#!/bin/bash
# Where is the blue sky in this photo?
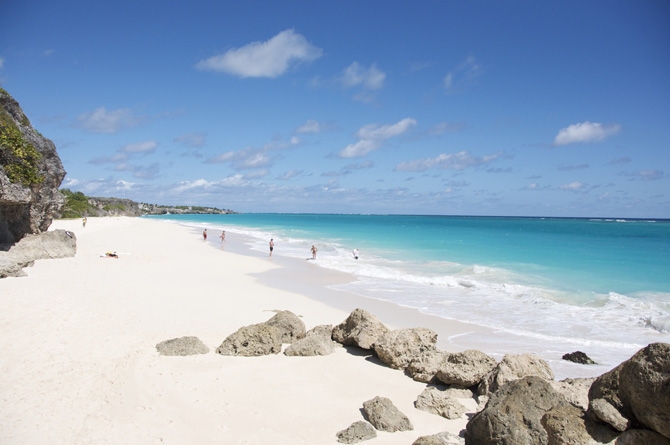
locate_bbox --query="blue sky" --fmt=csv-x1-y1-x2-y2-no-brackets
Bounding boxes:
1,1,669,217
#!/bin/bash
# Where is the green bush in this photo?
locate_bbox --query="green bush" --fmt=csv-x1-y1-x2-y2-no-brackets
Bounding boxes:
0,110,44,185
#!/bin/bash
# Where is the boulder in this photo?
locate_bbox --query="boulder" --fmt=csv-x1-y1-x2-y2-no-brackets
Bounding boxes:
614,429,670,445
0,229,76,277
406,349,451,383
562,351,597,364
1,89,66,246
264,310,306,343
156,336,209,356
415,387,468,420
589,343,670,439
284,325,337,356
550,377,595,410
336,420,377,444
478,353,554,395
332,308,390,350
618,343,670,439
373,328,438,370
541,403,618,445
591,398,631,432
362,396,413,432
215,323,283,356
464,376,566,444
436,349,497,388
412,432,464,445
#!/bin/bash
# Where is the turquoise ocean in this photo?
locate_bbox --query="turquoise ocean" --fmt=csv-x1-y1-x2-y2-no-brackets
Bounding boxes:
148,213,670,371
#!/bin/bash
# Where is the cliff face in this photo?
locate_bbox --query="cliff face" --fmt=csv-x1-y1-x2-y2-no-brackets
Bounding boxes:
0,89,66,246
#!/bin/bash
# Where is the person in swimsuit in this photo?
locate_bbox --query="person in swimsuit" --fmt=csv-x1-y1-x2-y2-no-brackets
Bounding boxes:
311,245,318,260
203,229,207,241
269,239,274,257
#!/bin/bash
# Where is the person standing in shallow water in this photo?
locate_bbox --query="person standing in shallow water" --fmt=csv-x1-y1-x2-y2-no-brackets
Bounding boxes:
203,229,207,241
269,239,274,257
311,245,318,260
352,248,359,260
220,230,226,248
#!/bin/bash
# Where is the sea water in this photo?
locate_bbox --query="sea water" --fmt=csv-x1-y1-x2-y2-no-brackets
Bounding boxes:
148,213,670,373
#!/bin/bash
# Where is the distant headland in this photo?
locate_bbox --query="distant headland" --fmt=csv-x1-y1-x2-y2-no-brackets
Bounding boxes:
57,189,237,219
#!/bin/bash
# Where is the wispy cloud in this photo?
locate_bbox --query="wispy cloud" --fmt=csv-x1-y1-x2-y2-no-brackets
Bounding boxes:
321,161,374,177
444,55,482,92
195,29,322,78
89,140,159,178
338,118,416,158
427,121,466,136
557,164,589,171
174,133,206,148
341,62,386,90
559,181,587,191
395,150,503,172
554,121,621,146
75,107,146,134
206,136,300,170
121,141,157,153
295,120,324,134
626,170,664,181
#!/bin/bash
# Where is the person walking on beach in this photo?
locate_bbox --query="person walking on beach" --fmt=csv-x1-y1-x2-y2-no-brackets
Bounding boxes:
311,245,318,260
269,239,274,257
82,217,87,228
220,230,226,247
203,229,207,241
352,248,359,260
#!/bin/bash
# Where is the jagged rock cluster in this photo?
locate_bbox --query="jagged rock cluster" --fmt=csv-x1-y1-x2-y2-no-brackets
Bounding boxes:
0,89,66,245
157,308,670,444
0,229,77,277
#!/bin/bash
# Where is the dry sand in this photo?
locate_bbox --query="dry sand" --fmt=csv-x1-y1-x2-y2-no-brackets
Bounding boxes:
0,216,489,444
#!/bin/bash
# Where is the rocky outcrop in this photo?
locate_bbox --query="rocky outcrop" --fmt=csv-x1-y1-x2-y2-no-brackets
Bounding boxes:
373,328,438,370
541,403,618,445
332,308,390,350
436,349,497,388
362,396,413,432
414,387,468,420
0,229,76,277
1,89,65,246
550,377,595,410
588,342,670,439
156,336,209,356
216,323,284,356
265,310,306,343
412,432,464,445
284,325,337,356
407,349,451,383
465,376,566,444
336,421,377,444
563,351,597,364
478,353,554,395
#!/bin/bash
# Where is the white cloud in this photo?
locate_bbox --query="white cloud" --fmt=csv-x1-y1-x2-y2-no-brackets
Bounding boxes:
295,120,322,134
444,55,482,92
341,62,386,90
121,140,157,153
174,133,206,148
76,107,144,134
195,29,322,78
559,181,586,191
338,118,416,158
395,150,503,172
554,121,621,146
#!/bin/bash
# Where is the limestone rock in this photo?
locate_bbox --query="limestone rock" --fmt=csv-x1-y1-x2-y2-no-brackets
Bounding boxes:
332,308,389,350
373,328,438,370
0,229,76,278
618,342,670,439
407,350,451,383
614,429,670,445
412,432,464,445
415,387,468,420
265,310,306,343
284,325,337,356
436,349,497,388
591,398,631,432
541,403,618,445
336,421,377,444
1,89,66,245
550,377,595,410
362,396,413,432
478,353,554,395
464,376,566,444
589,343,670,439
562,350,597,364
156,336,209,356
215,323,283,356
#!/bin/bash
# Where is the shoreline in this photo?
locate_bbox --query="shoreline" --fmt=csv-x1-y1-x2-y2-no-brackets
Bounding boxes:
0,216,636,443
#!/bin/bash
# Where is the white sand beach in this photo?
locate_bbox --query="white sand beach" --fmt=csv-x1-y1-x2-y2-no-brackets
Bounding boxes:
1,216,493,444
3,215,633,444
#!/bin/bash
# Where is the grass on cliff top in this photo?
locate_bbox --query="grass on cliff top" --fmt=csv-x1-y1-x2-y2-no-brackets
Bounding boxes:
0,94,44,186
